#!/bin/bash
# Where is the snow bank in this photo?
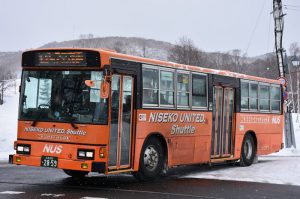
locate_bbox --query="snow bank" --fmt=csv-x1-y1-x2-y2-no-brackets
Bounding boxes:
0,82,19,160
183,156,300,186
271,113,300,157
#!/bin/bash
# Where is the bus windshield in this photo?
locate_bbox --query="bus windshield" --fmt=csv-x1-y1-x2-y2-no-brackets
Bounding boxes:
19,70,108,125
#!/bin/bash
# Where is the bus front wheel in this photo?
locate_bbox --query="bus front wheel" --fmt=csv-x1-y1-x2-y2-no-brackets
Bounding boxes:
63,169,89,178
238,133,256,167
133,137,164,181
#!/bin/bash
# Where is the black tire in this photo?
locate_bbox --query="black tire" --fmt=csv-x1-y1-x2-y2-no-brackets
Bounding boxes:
133,137,164,181
63,169,88,178
239,133,256,167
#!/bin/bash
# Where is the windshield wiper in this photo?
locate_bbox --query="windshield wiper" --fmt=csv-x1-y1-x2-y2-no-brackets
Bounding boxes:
31,109,42,127
69,117,78,129
64,78,81,129
31,104,50,126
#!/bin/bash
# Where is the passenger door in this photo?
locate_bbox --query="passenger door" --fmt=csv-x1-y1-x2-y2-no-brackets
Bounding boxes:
211,86,234,158
108,74,134,170
211,75,238,159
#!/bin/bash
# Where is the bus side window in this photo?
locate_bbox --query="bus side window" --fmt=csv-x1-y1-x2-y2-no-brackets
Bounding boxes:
270,85,281,112
177,73,189,107
259,84,270,111
192,74,207,108
160,70,174,106
142,68,159,106
241,81,249,110
249,82,258,111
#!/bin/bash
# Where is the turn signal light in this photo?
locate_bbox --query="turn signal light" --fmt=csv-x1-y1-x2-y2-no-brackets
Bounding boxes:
81,163,88,169
16,157,21,163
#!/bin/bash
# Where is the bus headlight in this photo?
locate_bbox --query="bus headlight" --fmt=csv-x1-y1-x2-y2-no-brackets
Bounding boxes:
16,144,31,155
78,151,86,157
86,152,94,158
77,149,94,160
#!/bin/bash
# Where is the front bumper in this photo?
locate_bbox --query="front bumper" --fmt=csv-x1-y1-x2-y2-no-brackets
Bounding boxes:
9,154,106,173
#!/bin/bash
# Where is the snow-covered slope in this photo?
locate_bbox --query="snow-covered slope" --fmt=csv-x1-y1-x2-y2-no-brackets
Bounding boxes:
0,82,19,160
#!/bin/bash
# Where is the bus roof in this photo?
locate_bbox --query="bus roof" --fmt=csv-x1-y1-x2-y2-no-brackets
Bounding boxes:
24,48,281,84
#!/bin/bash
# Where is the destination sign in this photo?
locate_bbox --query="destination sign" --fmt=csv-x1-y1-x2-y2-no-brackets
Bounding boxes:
22,50,100,67
37,51,86,66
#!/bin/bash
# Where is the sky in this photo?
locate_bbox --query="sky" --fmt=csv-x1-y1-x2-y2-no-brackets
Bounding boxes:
0,0,299,56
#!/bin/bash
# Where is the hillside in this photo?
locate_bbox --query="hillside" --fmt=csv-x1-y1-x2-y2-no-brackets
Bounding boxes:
0,36,279,80
0,37,174,80
40,36,173,61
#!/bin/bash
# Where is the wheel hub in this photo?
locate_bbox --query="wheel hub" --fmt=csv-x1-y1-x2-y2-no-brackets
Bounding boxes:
143,145,159,171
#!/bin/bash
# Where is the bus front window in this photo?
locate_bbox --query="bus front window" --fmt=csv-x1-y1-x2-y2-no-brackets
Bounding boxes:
20,70,108,125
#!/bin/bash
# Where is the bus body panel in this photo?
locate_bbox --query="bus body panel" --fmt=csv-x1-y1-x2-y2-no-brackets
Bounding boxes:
234,113,284,156
18,121,109,145
12,140,107,172
135,109,212,167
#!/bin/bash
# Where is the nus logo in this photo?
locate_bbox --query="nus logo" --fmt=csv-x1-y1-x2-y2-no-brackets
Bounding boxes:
43,144,63,154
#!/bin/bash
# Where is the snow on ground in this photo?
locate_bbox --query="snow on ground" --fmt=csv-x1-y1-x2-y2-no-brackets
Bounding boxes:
183,156,300,186
0,82,19,160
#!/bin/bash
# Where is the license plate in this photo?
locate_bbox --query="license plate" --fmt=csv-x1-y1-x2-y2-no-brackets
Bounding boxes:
41,156,58,168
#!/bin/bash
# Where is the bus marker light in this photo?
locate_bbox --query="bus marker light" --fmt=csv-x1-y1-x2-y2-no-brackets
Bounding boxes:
81,163,88,169
14,141,17,150
99,147,106,158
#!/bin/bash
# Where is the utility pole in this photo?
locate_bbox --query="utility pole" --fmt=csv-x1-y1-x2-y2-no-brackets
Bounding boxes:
273,0,296,148
273,0,286,78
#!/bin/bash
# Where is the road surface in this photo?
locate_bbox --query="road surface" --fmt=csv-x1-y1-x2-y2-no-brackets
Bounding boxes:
0,161,299,199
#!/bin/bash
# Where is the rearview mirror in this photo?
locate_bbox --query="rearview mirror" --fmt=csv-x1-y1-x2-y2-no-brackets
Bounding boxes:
100,80,110,99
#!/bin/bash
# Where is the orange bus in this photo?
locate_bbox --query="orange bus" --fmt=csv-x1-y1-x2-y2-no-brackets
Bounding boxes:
10,48,284,180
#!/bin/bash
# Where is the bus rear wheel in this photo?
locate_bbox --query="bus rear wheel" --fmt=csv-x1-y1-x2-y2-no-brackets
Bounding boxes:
133,137,164,181
239,133,256,167
63,169,88,178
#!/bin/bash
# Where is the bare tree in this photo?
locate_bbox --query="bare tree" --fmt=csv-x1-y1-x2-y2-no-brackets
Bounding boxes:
289,42,300,56
113,41,126,54
140,40,148,58
0,79,15,105
230,49,243,73
168,37,204,66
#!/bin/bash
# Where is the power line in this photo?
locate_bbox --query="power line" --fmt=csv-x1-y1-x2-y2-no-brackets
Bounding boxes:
245,0,268,54
267,5,273,53
283,4,300,8
284,7,300,12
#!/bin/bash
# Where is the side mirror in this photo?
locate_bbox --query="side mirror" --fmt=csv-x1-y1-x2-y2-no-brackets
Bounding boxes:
100,80,110,99
85,80,95,87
